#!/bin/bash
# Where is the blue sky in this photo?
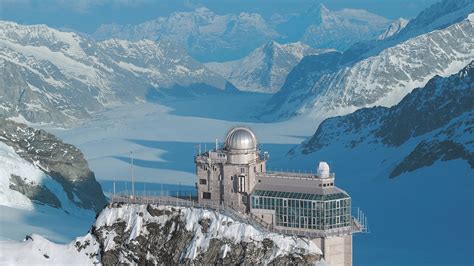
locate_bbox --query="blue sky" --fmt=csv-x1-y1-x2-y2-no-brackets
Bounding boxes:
0,0,440,33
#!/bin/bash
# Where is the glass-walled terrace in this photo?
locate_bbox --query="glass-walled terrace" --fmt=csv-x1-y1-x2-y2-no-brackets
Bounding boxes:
251,190,351,230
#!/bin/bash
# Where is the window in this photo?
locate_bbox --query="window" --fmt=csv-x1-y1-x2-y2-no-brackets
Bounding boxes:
239,175,246,192
242,196,247,203
241,168,245,173
199,179,207,185
202,192,211,199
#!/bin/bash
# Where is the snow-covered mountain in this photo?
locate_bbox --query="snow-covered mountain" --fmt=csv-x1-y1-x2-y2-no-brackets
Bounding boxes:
282,62,473,265
205,42,332,93
394,0,474,42
93,7,279,62
297,4,390,50
294,61,473,177
0,119,107,242
92,5,393,62
0,21,236,125
0,204,324,264
377,18,409,40
265,11,474,121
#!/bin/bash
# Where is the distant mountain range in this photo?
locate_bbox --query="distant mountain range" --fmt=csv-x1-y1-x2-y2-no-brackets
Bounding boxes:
205,41,332,93
93,7,279,62
92,4,393,62
297,4,391,50
291,61,473,178
264,2,474,121
1,0,473,128
0,21,235,125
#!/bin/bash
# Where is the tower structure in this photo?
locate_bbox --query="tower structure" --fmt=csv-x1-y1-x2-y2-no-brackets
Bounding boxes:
195,127,267,213
195,127,366,266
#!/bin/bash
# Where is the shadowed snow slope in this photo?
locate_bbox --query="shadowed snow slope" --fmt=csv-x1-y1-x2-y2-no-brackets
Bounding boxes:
0,233,100,265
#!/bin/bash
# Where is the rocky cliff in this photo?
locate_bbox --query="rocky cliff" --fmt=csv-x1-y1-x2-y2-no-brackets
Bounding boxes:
0,118,107,212
0,203,324,265
92,204,322,265
297,61,473,178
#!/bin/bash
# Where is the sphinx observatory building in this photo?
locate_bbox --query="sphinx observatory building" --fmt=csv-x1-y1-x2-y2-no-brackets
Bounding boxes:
195,127,366,266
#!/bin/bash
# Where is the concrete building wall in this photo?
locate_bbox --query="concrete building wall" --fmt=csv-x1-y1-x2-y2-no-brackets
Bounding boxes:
312,235,352,266
196,162,226,203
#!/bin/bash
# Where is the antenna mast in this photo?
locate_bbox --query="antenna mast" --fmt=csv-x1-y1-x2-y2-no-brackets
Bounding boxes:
130,151,135,199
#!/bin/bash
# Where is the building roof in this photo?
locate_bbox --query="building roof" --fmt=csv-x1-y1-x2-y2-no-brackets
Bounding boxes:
252,175,349,200
224,127,257,151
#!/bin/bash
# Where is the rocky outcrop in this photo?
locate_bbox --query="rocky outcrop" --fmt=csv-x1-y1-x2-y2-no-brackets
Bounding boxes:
297,61,473,178
0,119,107,212
389,111,474,178
90,204,322,265
9,174,61,208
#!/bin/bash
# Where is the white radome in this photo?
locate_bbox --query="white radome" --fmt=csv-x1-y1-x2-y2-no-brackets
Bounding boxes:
317,161,330,178
225,127,257,151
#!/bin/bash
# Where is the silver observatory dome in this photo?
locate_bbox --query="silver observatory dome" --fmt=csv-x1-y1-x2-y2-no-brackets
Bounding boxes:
225,127,257,151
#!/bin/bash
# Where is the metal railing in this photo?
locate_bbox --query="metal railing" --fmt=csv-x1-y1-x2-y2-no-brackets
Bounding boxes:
110,195,368,238
256,171,336,180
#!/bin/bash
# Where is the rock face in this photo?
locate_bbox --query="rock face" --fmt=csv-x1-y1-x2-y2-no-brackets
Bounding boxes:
297,61,474,178
377,18,409,40
0,21,236,125
9,174,61,208
0,119,107,212
91,204,322,265
0,204,323,264
205,41,331,93
265,8,474,121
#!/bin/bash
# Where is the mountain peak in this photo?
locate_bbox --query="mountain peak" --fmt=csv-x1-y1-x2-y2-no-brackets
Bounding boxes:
319,3,330,13
194,6,211,14
397,0,474,40
305,2,330,20
377,17,409,40
205,41,324,93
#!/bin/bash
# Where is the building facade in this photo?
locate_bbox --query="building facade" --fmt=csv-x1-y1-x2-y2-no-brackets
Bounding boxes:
195,127,365,266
